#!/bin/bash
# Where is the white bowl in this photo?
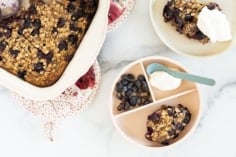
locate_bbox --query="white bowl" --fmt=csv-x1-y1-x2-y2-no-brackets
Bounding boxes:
110,56,202,149
0,0,109,100
149,0,236,57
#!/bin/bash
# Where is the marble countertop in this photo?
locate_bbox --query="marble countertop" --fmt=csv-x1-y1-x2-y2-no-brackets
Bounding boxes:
0,1,236,157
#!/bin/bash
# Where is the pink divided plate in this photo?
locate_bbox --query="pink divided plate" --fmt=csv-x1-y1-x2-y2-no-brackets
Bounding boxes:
110,56,202,149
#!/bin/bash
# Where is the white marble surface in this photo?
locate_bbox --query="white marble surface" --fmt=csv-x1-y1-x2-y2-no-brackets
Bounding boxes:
1,1,236,157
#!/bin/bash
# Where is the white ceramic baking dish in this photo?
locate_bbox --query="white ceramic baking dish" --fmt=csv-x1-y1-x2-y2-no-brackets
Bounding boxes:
0,0,110,100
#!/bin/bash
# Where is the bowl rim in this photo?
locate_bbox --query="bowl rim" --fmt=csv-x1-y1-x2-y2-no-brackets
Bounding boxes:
0,0,110,100
149,0,235,58
109,56,202,150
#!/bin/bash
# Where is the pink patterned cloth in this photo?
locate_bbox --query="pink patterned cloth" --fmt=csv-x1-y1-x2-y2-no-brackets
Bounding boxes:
12,61,101,141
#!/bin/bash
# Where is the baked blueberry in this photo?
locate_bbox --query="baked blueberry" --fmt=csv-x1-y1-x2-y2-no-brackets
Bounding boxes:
17,70,27,80
57,18,66,28
68,34,78,45
67,3,76,13
33,19,41,28
0,41,7,52
28,4,37,15
58,40,68,51
31,28,40,36
33,62,44,72
9,48,20,57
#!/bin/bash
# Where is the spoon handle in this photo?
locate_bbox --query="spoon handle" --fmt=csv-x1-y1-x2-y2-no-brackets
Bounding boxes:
169,71,216,86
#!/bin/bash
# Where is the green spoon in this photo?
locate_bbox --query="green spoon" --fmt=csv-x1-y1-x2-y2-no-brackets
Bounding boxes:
146,63,215,86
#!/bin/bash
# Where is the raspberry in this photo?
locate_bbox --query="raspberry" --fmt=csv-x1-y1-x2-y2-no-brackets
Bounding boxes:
108,1,124,24
75,66,95,89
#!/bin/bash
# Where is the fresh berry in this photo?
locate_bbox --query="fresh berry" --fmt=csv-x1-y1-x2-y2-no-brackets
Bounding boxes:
75,66,95,89
108,1,124,24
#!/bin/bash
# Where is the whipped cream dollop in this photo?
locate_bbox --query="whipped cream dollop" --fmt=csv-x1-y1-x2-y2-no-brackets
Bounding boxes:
197,6,232,43
149,71,182,91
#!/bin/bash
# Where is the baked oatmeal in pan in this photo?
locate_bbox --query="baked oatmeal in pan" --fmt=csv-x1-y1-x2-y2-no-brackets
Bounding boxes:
0,0,98,87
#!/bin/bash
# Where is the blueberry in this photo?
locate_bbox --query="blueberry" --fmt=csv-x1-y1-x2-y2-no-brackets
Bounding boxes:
57,18,66,28
161,140,169,145
33,19,41,28
44,52,53,64
127,82,134,89
122,74,135,82
58,40,68,51
121,86,128,93
52,27,58,33
67,3,76,13
23,18,32,28
148,113,160,123
37,49,44,58
115,82,123,92
145,133,152,141
121,79,129,86
28,4,37,14
129,96,137,106
175,17,184,33
69,23,80,31
9,48,20,57
33,62,44,72
125,89,133,97
175,123,184,130
143,99,151,105
172,7,180,18
4,28,11,38
132,85,138,92
71,11,83,21
37,50,51,62
31,28,40,36
68,34,78,45
141,81,149,91
17,70,27,80
175,17,184,32
167,108,174,116
163,5,174,21
0,41,7,52
86,0,97,8
207,3,220,10
18,27,24,35
173,133,179,139
193,30,206,40
184,14,193,22
168,129,176,136
135,80,142,87
124,102,130,111
137,75,145,81
183,112,191,124
147,127,153,134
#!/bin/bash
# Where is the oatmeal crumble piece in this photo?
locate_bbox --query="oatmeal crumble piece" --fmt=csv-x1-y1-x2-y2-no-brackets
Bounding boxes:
145,104,191,145
163,0,221,43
